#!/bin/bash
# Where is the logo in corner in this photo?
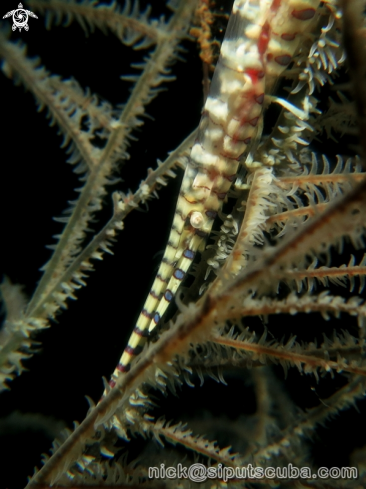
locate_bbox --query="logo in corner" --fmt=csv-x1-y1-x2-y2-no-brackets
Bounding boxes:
3,3,38,31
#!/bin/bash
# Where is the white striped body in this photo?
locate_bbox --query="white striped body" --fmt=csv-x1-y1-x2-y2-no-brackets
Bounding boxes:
108,0,321,387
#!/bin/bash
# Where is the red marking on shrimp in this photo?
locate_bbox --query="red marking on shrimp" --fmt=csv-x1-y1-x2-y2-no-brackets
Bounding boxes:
255,93,264,104
195,185,211,191
224,129,253,145
220,151,240,160
275,54,291,66
212,188,227,200
258,22,270,55
117,363,130,373
246,68,264,84
206,166,220,181
270,0,281,11
249,116,259,127
292,8,315,20
225,173,237,182
281,33,296,41
231,111,258,142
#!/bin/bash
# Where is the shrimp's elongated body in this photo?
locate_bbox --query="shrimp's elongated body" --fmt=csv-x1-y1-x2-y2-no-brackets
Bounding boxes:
108,0,320,386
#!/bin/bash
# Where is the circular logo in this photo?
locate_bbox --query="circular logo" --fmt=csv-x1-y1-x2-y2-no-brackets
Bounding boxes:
3,3,38,32
12,8,28,31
